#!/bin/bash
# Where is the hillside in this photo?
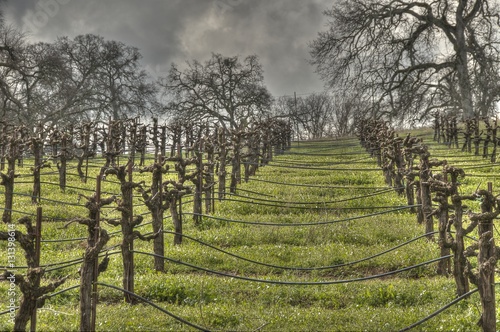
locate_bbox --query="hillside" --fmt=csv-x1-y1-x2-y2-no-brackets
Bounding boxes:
0,126,497,331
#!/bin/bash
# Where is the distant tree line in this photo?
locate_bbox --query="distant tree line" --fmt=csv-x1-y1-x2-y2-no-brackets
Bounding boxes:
0,6,369,138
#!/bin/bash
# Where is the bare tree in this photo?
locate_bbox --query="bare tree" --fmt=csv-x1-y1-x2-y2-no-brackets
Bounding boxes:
297,93,334,139
310,0,500,122
56,34,159,122
330,91,363,137
274,93,344,139
271,96,300,139
160,53,272,130
0,33,159,127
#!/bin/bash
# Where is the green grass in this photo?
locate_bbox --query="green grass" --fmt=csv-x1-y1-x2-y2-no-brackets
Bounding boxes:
0,128,497,331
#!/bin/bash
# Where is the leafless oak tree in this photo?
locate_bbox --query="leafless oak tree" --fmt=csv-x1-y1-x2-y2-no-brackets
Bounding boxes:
160,53,272,130
310,0,500,122
0,31,159,127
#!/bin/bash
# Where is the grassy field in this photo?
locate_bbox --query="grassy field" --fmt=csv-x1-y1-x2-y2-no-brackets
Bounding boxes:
0,127,499,331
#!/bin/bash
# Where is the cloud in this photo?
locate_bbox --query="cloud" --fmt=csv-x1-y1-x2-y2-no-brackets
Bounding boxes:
3,0,331,97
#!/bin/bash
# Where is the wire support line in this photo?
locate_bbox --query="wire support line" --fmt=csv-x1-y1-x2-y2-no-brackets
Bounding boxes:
185,205,419,227
14,180,119,196
460,163,500,170
219,198,418,210
425,145,465,151
464,173,500,178
0,247,120,270
41,235,97,243
230,187,275,198
249,177,398,190
216,198,389,210
0,190,87,208
96,282,210,332
133,250,451,285
44,284,80,299
282,151,367,156
225,187,395,206
14,180,98,194
161,231,438,271
399,288,480,331
288,144,357,151
290,141,360,148
0,285,80,317
429,154,486,159
18,170,82,179
245,162,382,172
0,307,18,316
0,206,37,217
260,157,374,167
44,251,122,273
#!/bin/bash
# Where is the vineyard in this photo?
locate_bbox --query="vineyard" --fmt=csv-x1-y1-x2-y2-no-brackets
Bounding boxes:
0,117,500,331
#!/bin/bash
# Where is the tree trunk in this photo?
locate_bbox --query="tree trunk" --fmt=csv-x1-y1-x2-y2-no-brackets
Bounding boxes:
455,5,475,120
151,167,164,272
31,139,43,204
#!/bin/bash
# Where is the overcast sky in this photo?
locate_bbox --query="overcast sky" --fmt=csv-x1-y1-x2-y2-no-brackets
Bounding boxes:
3,0,332,98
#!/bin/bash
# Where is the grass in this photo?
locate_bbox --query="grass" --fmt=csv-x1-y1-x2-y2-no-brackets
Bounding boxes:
0,127,497,331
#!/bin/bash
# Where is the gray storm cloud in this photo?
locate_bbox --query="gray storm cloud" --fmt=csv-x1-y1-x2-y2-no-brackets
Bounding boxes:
2,0,331,97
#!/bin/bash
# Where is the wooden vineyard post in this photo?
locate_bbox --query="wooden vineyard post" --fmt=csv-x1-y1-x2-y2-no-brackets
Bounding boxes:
138,124,148,166
127,118,138,166
477,183,496,331
30,207,42,332
127,162,135,302
203,125,216,214
31,124,46,204
230,129,244,194
189,130,204,225
90,176,101,331
217,127,228,200
490,117,498,163
160,125,167,159
0,121,5,171
152,118,159,159
1,127,23,224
